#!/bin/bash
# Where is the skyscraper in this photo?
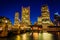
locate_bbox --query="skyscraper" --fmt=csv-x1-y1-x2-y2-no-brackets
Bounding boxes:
37,16,42,25
41,5,50,24
14,12,20,28
37,5,54,32
41,5,54,28
21,6,31,25
54,13,60,26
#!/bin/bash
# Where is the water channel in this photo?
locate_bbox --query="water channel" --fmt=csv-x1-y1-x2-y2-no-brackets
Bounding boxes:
0,32,58,40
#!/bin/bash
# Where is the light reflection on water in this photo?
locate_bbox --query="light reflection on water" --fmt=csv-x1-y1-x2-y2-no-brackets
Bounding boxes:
33,32,53,40
0,32,57,40
16,35,21,40
33,32,39,40
43,33,53,40
22,33,27,40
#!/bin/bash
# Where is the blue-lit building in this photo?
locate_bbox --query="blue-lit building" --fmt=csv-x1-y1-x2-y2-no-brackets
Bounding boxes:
54,13,60,26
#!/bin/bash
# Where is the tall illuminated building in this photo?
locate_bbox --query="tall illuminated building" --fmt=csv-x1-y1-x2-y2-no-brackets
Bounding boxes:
54,13,60,26
37,16,42,25
14,12,20,28
37,5,54,32
21,7,31,25
41,5,54,29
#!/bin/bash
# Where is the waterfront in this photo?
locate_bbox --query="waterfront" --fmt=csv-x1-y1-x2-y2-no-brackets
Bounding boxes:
0,32,58,40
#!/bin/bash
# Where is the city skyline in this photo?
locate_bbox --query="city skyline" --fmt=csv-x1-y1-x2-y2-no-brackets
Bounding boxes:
0,0,60,39
0,0,60,24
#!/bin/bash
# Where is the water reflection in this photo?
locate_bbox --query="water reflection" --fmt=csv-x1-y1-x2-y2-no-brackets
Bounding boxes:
33,32,39,40
16,35,21,40
43,33,53,40
33,32,53,40
22,33,27,40
39,32,43,40
0,32,57,40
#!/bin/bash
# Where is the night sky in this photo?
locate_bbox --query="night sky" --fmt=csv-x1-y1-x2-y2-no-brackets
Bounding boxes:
0,0,60,24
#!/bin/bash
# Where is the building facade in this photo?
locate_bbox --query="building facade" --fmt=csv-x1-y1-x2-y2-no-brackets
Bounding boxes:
54,14,60,26
37,5,54,32
14,12,20,29
21,7,31,25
